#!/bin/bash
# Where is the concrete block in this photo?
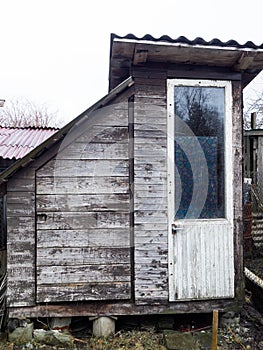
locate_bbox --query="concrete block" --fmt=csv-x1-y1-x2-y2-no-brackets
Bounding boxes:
91,316,116,337
50,317,71,331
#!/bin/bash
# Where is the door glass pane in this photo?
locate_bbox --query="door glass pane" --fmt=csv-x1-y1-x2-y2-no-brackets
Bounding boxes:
174,86,225,219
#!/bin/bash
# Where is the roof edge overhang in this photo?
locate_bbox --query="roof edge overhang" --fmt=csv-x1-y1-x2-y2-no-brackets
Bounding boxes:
109,33,263,90
0,76,134,185
113,36,263,53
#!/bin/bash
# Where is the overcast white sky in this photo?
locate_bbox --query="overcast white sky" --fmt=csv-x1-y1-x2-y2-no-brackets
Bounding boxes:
1,0,263,125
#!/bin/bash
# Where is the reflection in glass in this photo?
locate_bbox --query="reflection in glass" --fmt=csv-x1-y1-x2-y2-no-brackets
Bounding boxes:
174,86,225,219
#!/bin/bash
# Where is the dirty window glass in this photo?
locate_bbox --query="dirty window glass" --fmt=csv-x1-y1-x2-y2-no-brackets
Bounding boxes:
173,86,225,219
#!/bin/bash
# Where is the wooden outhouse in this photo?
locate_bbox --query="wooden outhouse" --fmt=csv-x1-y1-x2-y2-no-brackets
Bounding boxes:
2,34,263,319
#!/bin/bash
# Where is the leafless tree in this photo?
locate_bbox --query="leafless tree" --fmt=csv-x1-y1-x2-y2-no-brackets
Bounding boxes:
244,82,263,130
0,97,62,128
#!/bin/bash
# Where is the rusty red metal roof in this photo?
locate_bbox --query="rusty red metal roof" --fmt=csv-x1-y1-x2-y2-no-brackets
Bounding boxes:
0,126,58,159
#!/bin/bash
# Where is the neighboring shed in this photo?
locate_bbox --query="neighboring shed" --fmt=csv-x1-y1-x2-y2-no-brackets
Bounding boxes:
2,34,263,320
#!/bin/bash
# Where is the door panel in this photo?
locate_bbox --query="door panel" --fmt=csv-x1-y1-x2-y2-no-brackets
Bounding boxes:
170,220,234,300
167,79,234,301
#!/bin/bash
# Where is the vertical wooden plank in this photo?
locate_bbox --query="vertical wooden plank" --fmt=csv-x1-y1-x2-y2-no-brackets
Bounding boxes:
231,80,244,303
133,73,168,303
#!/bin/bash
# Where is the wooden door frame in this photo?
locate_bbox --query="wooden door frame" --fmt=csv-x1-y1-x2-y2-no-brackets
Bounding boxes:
167,78,234,301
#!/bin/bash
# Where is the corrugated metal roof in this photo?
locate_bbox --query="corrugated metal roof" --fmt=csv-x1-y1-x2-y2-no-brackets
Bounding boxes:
0,126,58,159
111,33,263,50
109,33,263,90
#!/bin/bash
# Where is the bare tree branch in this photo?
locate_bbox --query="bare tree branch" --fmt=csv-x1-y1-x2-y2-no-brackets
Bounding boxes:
244,78,263,130
0,98,63,128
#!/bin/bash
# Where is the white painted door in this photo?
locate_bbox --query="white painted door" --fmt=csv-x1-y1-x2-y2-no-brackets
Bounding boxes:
167,79,235,301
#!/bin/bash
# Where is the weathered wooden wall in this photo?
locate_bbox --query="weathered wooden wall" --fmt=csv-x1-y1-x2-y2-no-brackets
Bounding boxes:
6,145,60,306
6,63,244,314
35,103,131,303
133,70,168,303
6,101,132,306
131,65,243,306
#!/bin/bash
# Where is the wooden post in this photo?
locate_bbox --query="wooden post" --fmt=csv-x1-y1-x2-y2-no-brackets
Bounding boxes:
212,310,219,350
251,112,257,129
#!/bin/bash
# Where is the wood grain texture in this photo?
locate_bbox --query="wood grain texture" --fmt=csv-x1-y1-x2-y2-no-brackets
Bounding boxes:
37,229,130,248
36,211,130,230
6,96,131,307
37,282,131,302
57,142,128,160
37,264,130,284
37,247,130,266
37,176,129,194
133,78,168,303
36,159,129,177
36,193,129,212
231,81,244,302
8,298,238,318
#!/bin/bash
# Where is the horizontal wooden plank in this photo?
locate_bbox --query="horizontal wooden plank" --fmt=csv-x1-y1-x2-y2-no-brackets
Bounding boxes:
8,266,35,281
7,167,35,180
8,299,236,318
134,223,168,231
36,193,129,212
134,176,166,185
7,216,35,237
36,159,129,177
7,242,34,264
134,158,166,167
134,146,166,158
37,247,130,266
8,178,35,192
7,281,35,307
37,264,130,284
7,230,34,244
7,192,35,216
37,229,130,248
57,142,128,160
37,176,129,194
134,171,167,178
134,137,166,146
134,103,166,114
7,191,34,205
134,129,166,139
134,184,167,193
77,126,128,143
37,282,131,302
134,203,168,212
134,77,166,87
86,103,128,126
167,64,242,81
132,68,167,79
37,212,130,230
58,112,128,154
134,210,167,224
134,96,166,106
